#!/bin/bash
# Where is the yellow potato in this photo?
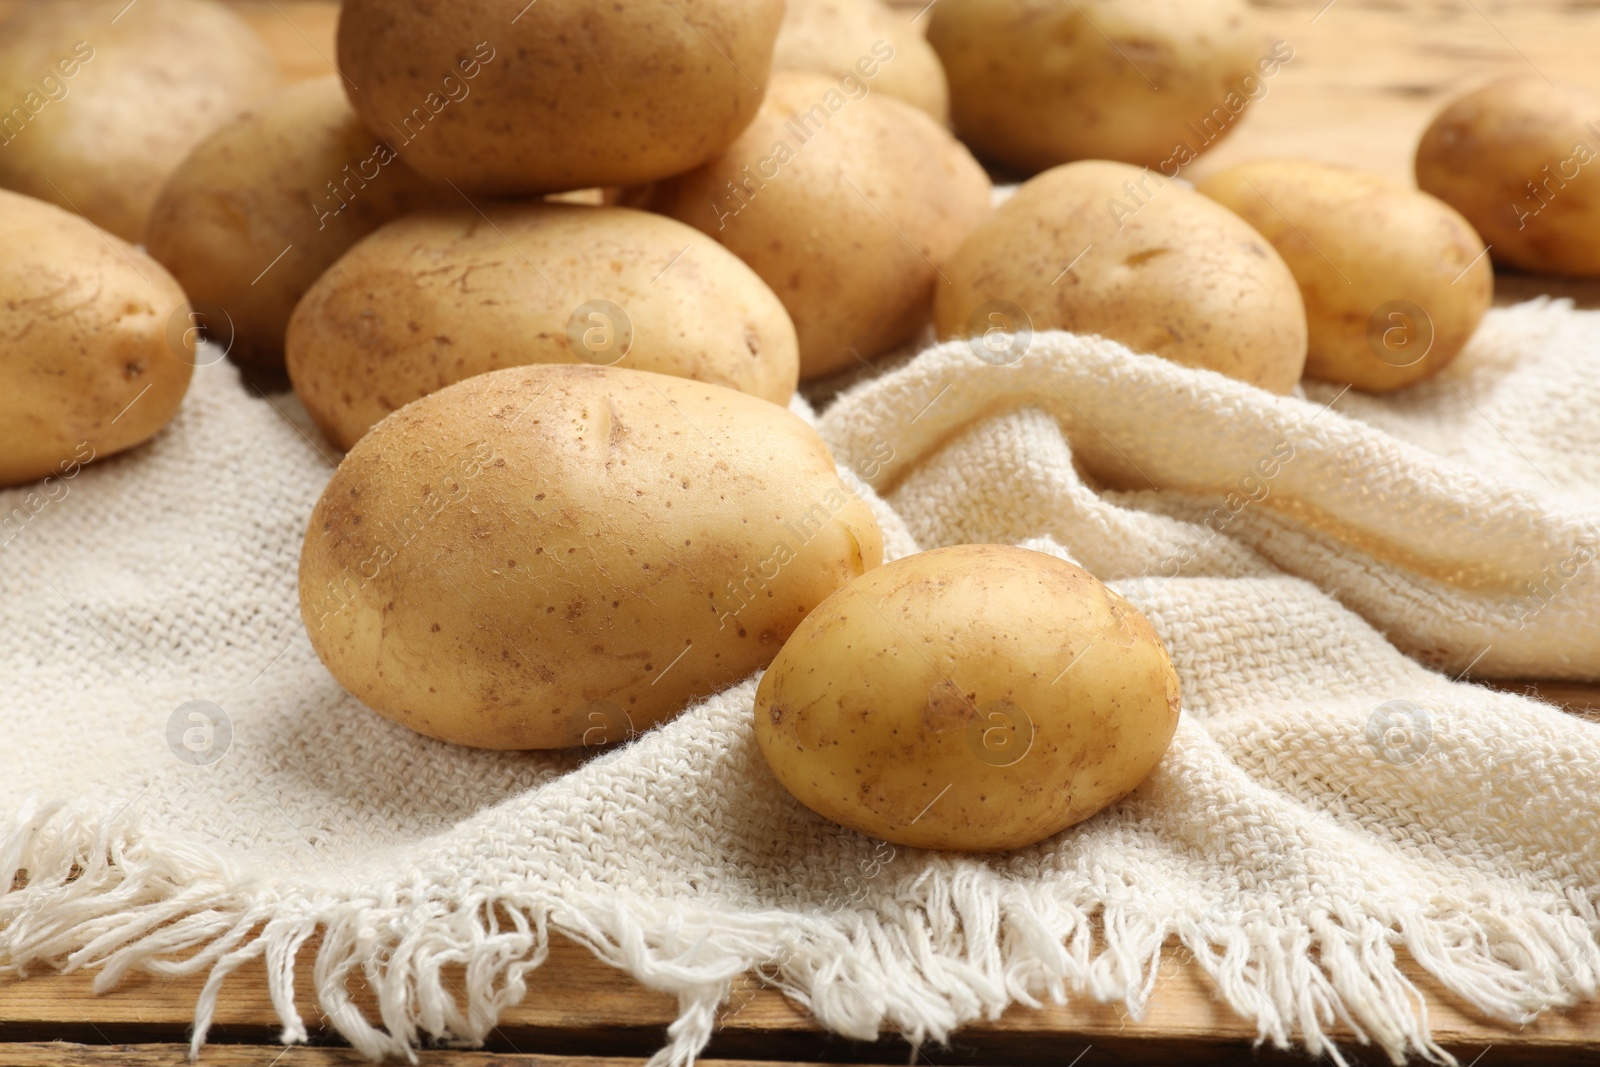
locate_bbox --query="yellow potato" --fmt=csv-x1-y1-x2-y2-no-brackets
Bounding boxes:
0,0,280,242
927,0,1273,175
1198,160,1492,392
934,160,1307,393
336,0,783,194
1416,76,1600,279
773,0,950,123
0,190,193,488
300,364,884,749
286,202,800,451
755,544,1181,851
145,77,451,368
642,72,991,379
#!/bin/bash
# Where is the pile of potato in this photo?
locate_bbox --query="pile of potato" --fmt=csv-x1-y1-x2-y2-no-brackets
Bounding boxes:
2,0,1596,851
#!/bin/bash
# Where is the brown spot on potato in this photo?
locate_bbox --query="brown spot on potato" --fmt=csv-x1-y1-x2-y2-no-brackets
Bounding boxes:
924,678,979,734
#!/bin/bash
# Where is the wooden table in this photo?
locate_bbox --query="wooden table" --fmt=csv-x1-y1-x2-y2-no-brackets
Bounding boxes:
2,1,1598,1064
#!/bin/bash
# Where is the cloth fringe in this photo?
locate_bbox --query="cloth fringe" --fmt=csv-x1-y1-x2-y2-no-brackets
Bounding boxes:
4,796,1596,1066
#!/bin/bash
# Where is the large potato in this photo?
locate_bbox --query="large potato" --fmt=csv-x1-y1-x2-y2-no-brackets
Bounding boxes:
1198,160,1492,392
1416,76,1600,278
286,203,800,451
934,160,1307,393
0,0,280,242
146,77,451,369
641,72,991,379
755,544,1181,851
927,0,1271,174
773,0,950,123
0,190,193,488
336,0,783,194
300,364,884,749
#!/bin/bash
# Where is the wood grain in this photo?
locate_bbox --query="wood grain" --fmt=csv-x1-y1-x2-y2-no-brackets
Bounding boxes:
3,910,1599,1064
0,1046,874,1067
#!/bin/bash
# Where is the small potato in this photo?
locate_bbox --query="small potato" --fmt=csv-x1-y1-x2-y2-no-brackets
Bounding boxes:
755,544,1181,852
934,160,1307,393
773,0,950,123
927,0,1273,175
1416,76,1600,279
300,364,884,749
146,77,451,368
287,203,800,451
642,72,991,379
0,190,193,488
336,0,783,194
1198,160,1492,392
0,0,280,242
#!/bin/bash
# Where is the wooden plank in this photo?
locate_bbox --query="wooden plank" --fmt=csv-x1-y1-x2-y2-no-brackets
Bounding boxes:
1186,1,1600,185
1492,680,1600,723
0,1046,869,1067
3,926,1599,1063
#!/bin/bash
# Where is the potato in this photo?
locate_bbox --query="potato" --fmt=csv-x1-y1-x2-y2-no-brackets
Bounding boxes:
0,0,280,242
300,364,884,749
1197,160,1492,392
0,190,193,488
1416,76,1600,279
336,0,783,194
934,160,1307,393
145,77,451,369
773,0,950,123
755,544,1180,851
641,72,991,379
927,0,1271,175
286,203,800,451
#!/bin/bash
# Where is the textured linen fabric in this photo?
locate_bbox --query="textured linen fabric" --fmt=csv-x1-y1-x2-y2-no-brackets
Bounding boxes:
2,299,1598,1066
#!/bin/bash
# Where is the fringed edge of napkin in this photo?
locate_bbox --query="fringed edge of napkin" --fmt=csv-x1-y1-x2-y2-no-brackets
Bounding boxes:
5,793,1598,1067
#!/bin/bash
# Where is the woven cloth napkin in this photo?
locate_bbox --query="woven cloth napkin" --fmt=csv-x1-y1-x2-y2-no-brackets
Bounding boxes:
2,298,1598,1066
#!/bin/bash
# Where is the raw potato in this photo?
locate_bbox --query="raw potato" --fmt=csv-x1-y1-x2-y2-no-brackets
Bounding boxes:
1416,76,1600,279
146,77,451,369
773,0,950,123
0,190,193,488
755,544,1181,852
286,203,800,451
927,0,1270,174
299,364,884,750
934,160,1307,393
1198,160,1492,392
336,0,783,194
0,0,280,242
642,72,991,379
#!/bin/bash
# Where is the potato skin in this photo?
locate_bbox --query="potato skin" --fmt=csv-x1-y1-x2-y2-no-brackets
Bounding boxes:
934,160,1307,393
642,72,991,379
1416,76,1600,279
773,0,950,123
0,190,193,487
0,0,280,242
1198,160,1492,392
755,544,1181,852
145,77,451,369
927,0,1266,174
336,0,783,194
286,203,800,452
299,364,884,750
